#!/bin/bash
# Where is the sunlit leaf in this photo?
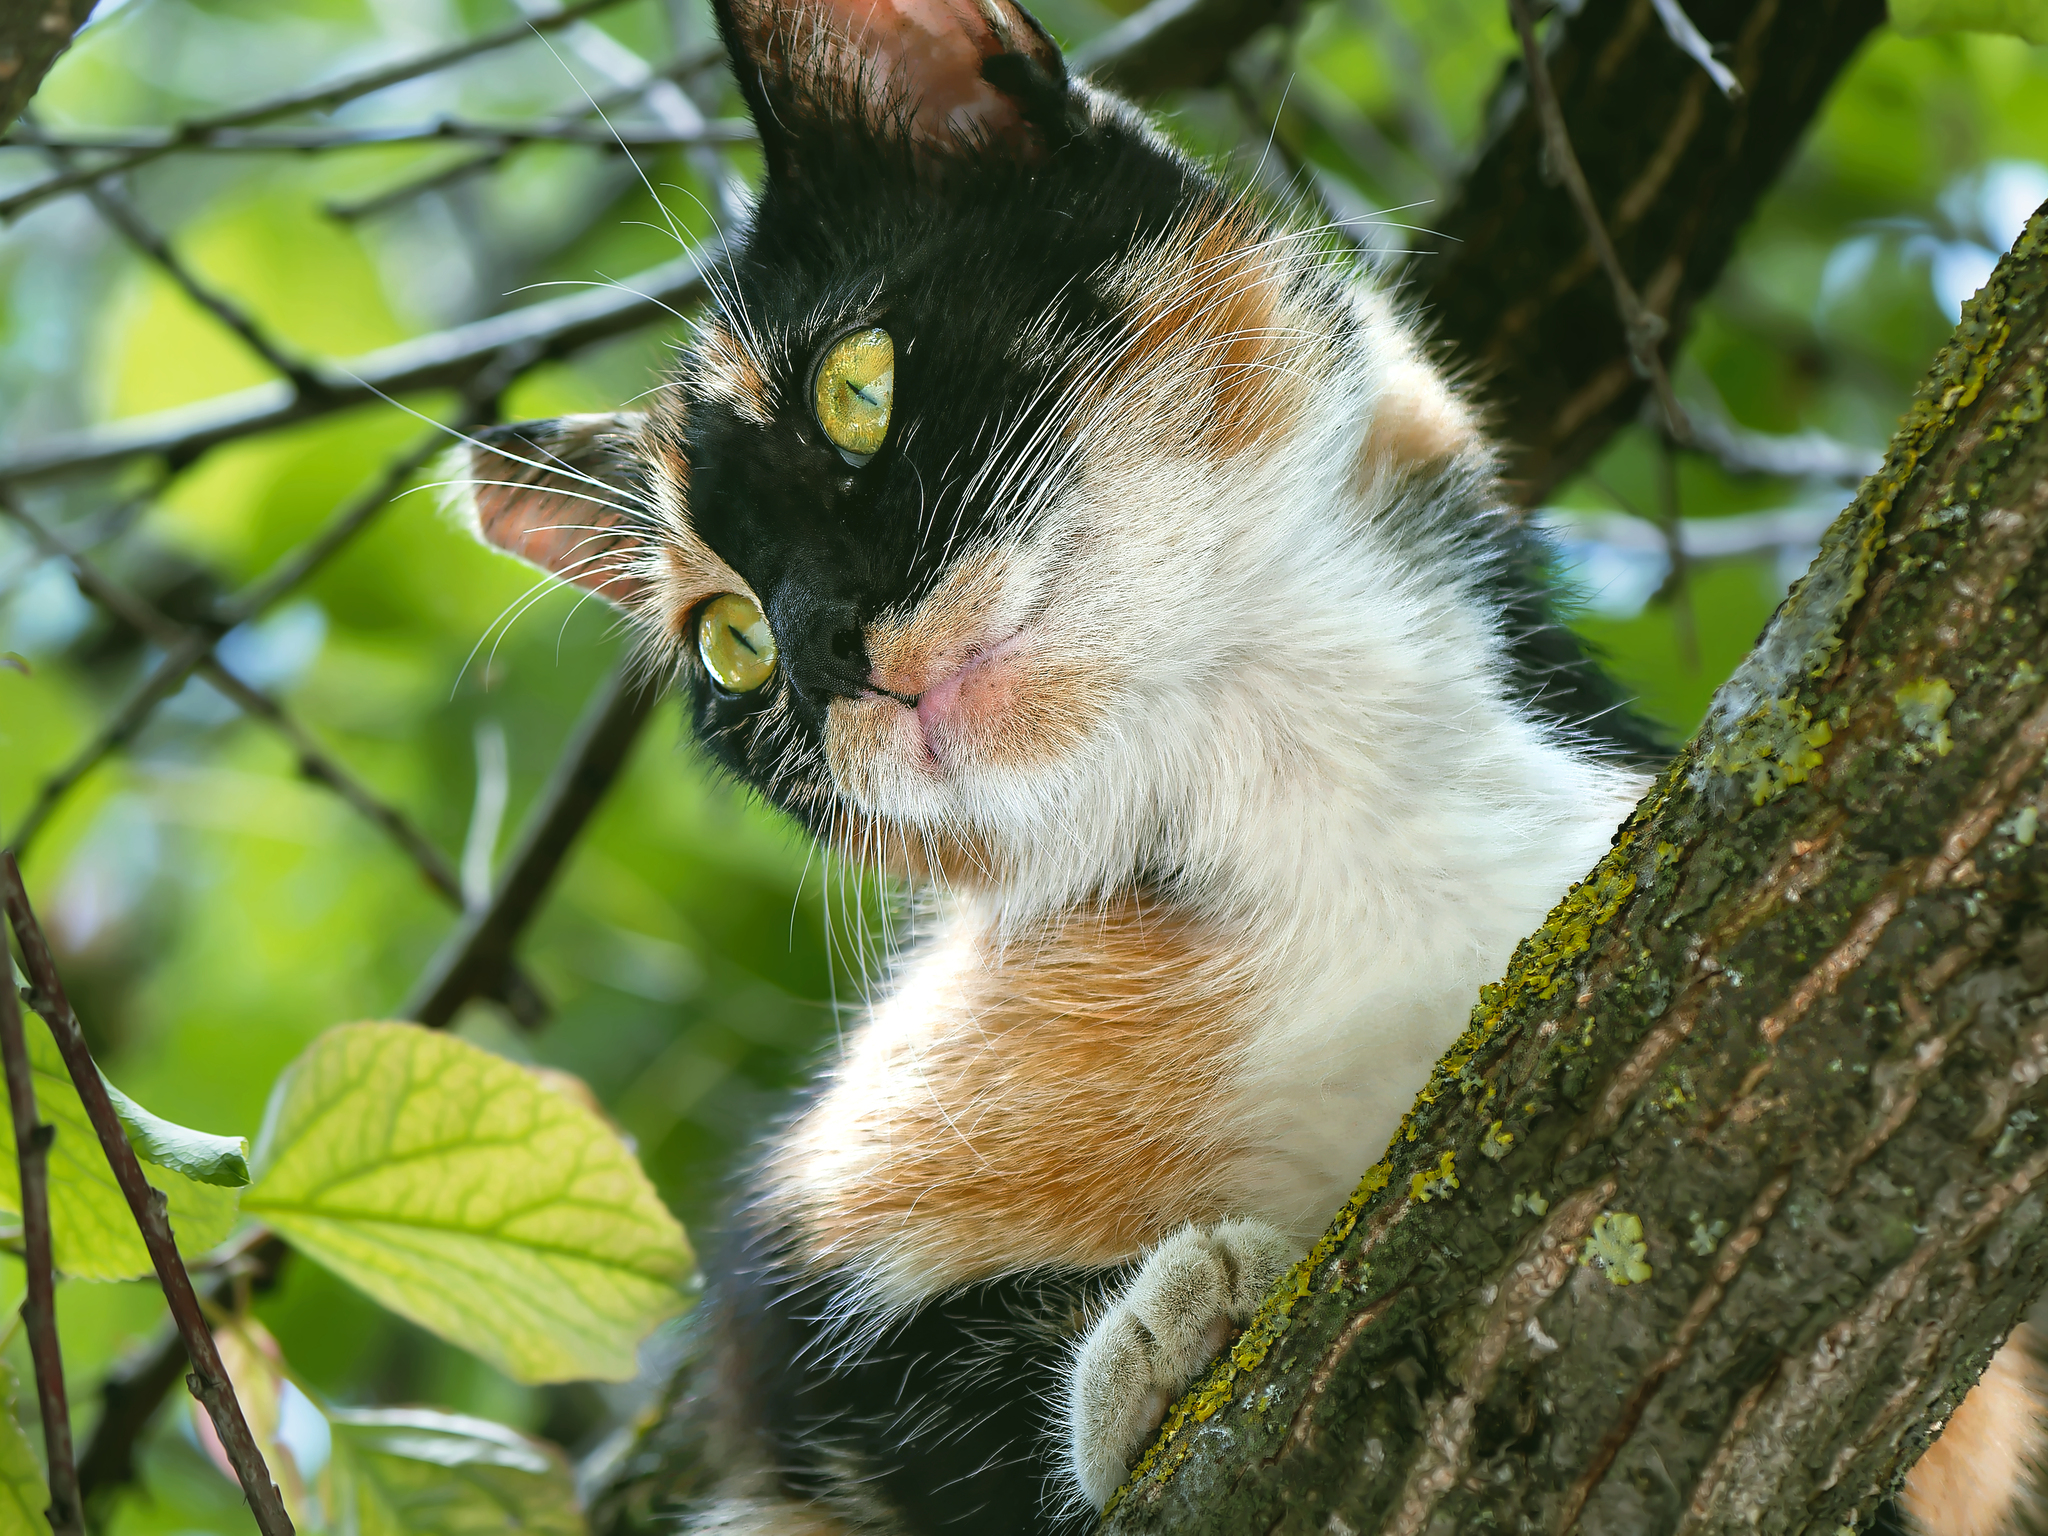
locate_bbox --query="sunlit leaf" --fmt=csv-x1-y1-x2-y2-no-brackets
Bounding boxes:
0,1362,51,1536
0,1016,241,1280
105,1078,251,1188
322,1409,585,1536
245,1022,692,1384
1890,0,2048,40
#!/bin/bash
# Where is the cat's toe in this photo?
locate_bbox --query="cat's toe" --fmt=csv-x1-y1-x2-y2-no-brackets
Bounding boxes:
1066,1220,1295,1509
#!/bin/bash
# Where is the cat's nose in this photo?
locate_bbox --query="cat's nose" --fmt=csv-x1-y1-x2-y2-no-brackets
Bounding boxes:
768,588,871,709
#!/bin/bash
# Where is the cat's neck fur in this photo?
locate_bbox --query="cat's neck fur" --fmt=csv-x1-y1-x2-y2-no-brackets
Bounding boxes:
938,329,1646,972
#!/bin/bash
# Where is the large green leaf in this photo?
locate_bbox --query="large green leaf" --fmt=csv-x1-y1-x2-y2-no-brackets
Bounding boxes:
0,1363,51,1536
322,1409,585,1536
245,1022,692,1383
1891,0,2048,40
0,1016,241,1280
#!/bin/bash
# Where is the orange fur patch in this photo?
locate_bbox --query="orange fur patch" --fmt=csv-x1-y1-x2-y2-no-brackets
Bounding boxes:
866,549,1011,696
766,894,1254,1294
1902,1327,2047,1536
948,644,1109,769
692,321,775,427
1099,205,1325,462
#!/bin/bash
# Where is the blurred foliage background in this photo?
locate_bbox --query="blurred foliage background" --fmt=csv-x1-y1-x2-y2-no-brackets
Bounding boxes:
0,0,2044,1531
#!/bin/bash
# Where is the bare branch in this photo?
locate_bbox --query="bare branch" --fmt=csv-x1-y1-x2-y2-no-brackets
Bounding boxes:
1542,503,1839,563
76,1234,290,1518
0,242,721,483
1505,0,1690,444
1419,0,1885,504
1684,406,1883,485
514,0,752,224
403,666,664,1028
1071,0,1300,98
7,117,755,155
0,0,638,222
2,856,295,1536
0,0,91,136
0,938,83,1536
50,154,328,397
1,434,445,855
1650,0,1743,98
0,484,551,1023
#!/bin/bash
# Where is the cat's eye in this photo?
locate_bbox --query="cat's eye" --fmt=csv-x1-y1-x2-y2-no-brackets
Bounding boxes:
697,593,777,694
812,327,894,465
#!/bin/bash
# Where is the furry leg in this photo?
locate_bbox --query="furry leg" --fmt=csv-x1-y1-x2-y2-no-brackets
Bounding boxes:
1901,1326,2048,1536
1066,1219,1295,1508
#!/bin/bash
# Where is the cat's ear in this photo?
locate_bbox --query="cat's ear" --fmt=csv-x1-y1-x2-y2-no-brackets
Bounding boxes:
715,0,1074,179
454,415,659,612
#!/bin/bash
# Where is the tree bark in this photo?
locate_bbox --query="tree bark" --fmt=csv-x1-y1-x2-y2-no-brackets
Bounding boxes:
1102,203,2048,1536
0,0,91,137
1420,0,1886,505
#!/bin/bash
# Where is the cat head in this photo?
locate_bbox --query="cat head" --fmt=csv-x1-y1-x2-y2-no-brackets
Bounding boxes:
459,0,1493,907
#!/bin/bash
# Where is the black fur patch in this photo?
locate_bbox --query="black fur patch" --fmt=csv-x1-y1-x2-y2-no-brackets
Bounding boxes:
699,1218,1106,1535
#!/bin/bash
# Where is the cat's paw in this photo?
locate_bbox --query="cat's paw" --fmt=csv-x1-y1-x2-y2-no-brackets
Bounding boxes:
1066,1219,1295,1508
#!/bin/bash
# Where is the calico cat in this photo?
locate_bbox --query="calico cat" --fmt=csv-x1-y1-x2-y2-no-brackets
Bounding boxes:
452,0,2043,1530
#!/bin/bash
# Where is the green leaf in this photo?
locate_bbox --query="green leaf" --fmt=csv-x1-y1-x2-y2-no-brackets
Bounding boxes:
245,1022,692,1383
104,1078,251,1189
322,1409,586,1536
1890,0,2048,41
0,1363,51,1536
0,1015,241,1280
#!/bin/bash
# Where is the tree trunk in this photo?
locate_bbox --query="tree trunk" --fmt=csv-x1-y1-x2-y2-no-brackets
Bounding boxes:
1101,203,2048,1536
0,0,92,136
1421,0,1884,505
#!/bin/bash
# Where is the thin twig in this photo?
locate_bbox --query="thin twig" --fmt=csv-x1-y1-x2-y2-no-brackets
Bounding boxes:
0,0,639,223
0,937,83,1536
0,485,549,1022
2,855,295,1536
52,154,328,398
321,47,726,223
1,434,446,855
8,118,755,154
1538,502,1838,563
0,241,721,483
1653,433,1700,671
1353,0,1459,188
76,1234,290,1518
403,666,663,1027
2,630,214,858
1683,402,1880,485
519,0,752,227
1071,0,1300,97
1505,0,1690,443
1649,0,1742,98
3,490,463,895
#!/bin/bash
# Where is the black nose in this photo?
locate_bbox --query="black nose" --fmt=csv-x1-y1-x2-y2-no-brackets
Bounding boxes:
767,584,871,713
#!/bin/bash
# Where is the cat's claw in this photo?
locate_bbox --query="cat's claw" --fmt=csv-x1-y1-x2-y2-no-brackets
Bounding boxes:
1067,1219,1295,1508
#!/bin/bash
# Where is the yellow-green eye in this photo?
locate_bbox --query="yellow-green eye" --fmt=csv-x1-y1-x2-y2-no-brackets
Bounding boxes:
812,327,894,463
697,593,777,693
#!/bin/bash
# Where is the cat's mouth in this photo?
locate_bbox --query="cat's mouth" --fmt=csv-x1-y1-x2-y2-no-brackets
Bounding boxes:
887,628,1031,771
823,621,1105,816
